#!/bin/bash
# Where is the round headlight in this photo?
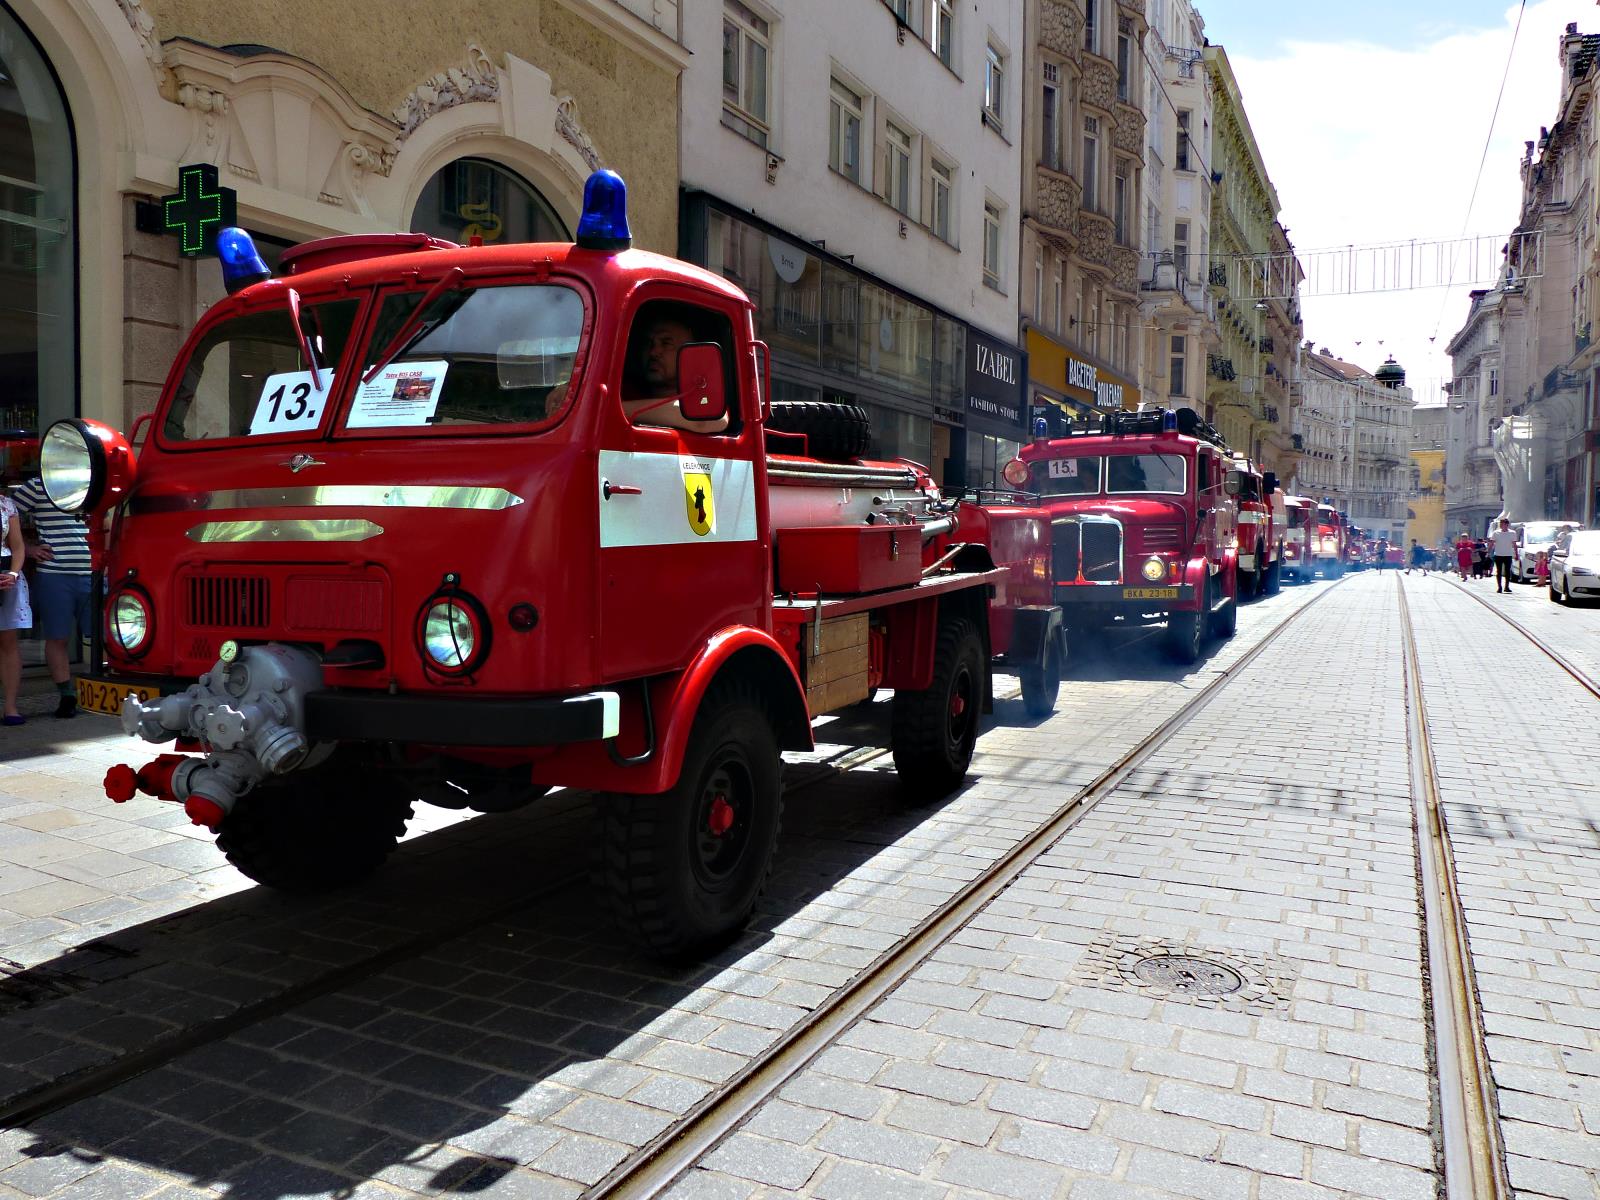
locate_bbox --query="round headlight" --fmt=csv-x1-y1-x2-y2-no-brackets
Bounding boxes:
1001,458,1031,489
1141,556,1165,581
41,420,102,514
418,597,488,674
109,589,152,657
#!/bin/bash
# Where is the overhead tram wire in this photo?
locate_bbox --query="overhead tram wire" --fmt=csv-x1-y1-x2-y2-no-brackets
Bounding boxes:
1429,0,1528,344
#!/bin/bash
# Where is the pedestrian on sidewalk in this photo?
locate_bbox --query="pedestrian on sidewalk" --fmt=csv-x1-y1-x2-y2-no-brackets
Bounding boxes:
10,473,93,717
1472,537,1492,579
1534,550,1550,585
1455,534,1473,581
1489,517,1520,594
1407,539,1430,575
0,490,29,726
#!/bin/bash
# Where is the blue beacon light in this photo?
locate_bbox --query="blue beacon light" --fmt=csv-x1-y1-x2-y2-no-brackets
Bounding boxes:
1032,415,1048,442
1162,408,1178,431
576,169,633,252
217,227,271,295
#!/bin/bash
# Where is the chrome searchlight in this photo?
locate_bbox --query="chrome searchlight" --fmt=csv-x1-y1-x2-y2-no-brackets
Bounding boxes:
575,170,632,252
40,418,136,516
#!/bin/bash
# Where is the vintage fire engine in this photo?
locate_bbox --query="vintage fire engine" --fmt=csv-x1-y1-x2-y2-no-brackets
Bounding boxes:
1001,407,1241,664
1279,494,1316,583
38,171,1062,955
1311,502,1346,578
1228,456,1282,597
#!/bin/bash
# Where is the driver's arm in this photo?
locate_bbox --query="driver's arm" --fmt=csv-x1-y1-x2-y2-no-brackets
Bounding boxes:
622,397,730,433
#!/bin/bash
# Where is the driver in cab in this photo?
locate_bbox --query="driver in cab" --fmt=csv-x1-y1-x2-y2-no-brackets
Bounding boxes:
623,312,730,434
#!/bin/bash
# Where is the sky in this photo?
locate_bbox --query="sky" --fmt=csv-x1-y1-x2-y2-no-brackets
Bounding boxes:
1193,0,1588,405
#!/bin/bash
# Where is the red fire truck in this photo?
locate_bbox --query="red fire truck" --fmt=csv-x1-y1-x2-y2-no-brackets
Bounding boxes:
37,171,1063,956
1001,407,1241,664
1311,502,1346,578
1229,456,1282,597
1280,494,1315,582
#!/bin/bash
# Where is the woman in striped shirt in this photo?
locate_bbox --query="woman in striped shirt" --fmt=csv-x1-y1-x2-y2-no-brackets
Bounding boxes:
0,491,29,725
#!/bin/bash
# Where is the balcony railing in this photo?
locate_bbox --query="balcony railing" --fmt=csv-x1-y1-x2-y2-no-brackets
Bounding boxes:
1207,354,1236,381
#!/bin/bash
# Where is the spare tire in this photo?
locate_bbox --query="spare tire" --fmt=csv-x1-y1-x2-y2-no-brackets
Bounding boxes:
766,401,872,461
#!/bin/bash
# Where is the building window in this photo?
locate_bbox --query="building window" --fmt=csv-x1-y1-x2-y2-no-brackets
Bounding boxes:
1082,117,1100,213
1083,0,1098,53
931,0,954,65
1052,263,1064,335
1170,335,1186,396
1176,110,1192,171
889,0,913,24
1113,163,1129,245
1174,219,1190,277
1489,368,1498,396
984,44,1005,130
721,1,771,147
1034,251,1044,320
829,78,864,182
983,201,1003,291
883,119,913,215
928,158,954,242
1041,69,1061,171
413,157,570,245
1116,32,1132,101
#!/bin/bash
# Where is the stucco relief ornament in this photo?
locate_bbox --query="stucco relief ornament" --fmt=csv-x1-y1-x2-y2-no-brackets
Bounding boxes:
116,0,171,90
177,82,228,146
393,45,499,139
347,142,398,180
554,96,601,171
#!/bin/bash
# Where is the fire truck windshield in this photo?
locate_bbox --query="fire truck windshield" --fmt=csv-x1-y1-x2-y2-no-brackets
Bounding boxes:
352,284,585,429
1035,456,1101,496
1287,508,1311,528
1105,454,1185,495
164,299,361,441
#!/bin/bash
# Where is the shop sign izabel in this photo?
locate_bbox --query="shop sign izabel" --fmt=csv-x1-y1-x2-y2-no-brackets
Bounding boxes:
965,326,1025,433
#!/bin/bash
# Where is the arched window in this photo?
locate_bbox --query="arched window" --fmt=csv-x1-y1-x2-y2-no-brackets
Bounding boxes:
410,157,569,246
0,7,75,434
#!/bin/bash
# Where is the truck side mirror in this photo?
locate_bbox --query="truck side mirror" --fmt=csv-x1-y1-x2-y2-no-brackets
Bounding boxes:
677,343,728,423
1263,471,1278,493
1223,470,1244,497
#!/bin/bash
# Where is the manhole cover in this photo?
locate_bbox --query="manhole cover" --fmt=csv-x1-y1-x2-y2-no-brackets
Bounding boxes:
1131,953,1244,996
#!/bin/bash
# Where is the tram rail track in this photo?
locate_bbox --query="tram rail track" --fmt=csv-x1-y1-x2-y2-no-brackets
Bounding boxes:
1436,573,1600,700
1396,578,1509,1200
585,579,1348,1199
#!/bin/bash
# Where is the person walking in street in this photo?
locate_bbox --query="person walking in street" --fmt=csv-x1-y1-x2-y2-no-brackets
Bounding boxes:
10,473,93,717
1455,534,1474,581
1407,538,1430,575
0,489,29,726
1489,517,1521,594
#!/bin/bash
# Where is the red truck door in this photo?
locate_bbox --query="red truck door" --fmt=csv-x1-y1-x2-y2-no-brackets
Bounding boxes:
596,292,769,682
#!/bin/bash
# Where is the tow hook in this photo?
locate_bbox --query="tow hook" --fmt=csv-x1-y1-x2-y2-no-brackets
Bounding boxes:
117,643,325,828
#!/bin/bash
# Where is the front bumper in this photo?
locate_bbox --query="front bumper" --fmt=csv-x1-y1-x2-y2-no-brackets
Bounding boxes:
77,671,620,747
1053,583,1197,621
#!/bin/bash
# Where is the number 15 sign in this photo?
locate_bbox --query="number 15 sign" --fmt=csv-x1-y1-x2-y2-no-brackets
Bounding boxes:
249,369,335,435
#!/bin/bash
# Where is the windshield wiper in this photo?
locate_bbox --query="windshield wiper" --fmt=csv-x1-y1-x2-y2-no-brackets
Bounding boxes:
362,267,466,384
285,288,323,392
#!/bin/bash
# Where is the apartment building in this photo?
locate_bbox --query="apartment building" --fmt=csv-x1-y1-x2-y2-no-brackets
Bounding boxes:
1018,0,1149,429
679,0,1026,486
1300,350,1415,544
1446,286,1514,536
1134,0,1214,423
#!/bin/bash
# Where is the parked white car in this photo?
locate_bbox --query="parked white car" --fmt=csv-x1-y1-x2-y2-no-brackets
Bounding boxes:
1515,520,1581,582
1549,529,1600,604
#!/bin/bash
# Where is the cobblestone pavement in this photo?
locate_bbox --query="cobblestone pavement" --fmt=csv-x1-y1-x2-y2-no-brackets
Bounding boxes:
1402,573,1600,1200
0,581,1330,1198
1,574,1594,1200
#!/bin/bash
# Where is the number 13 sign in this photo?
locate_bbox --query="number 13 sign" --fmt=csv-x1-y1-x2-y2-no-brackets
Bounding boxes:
249,369,335,435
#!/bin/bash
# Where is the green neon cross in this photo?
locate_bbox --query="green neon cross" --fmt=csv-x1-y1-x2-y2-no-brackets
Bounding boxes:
162,164,236,257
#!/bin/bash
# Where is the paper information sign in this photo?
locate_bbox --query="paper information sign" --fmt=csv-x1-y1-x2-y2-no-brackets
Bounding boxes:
249,369,335,435
347,361,451,428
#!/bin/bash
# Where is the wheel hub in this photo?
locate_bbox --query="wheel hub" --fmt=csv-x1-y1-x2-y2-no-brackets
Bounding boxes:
707,793,735,837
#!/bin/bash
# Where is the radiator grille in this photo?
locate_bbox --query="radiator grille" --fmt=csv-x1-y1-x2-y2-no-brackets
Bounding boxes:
285,578,384,632
1081,523,1123,582
1052,522,1080,583
185,576,270,629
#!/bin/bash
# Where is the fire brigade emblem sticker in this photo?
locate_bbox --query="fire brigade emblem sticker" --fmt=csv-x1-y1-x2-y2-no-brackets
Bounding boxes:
681,459,715,537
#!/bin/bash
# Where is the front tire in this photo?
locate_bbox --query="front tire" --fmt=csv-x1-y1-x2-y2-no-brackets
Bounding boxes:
1264,559,1282,595
892,616,985,799
1550,580,1561,602
1164,579,1208,664
216,760,414,893
1018,635,1062,719
1211,583,1238,639
601,684,782,958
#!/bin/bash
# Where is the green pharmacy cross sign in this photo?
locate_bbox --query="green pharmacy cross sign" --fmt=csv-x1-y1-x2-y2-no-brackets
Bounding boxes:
161,163,238,257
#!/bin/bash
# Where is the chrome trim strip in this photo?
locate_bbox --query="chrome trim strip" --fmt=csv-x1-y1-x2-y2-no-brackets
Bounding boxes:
185,519,386,543
134,485,525,515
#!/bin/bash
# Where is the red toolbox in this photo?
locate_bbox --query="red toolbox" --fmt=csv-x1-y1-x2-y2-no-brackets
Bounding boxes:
776,524,924,594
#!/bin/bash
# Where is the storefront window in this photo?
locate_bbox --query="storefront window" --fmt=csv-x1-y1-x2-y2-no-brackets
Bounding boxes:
411,158,569,245
0,10,75,433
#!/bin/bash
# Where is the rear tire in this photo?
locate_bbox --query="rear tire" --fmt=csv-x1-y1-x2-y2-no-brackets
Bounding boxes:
892,617,985,799
1018,635,1062,719
600,684,781,958
765,401,873,461
216,760,413,893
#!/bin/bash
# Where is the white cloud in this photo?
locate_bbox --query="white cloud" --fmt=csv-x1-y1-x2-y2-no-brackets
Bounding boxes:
1222,0,1581,402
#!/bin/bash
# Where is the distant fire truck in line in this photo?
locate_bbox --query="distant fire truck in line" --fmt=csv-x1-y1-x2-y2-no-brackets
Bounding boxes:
1003,407,1247,664
40,171,1065,957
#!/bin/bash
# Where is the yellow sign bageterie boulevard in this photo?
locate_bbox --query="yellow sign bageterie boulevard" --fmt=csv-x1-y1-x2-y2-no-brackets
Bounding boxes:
1027,329,1141,411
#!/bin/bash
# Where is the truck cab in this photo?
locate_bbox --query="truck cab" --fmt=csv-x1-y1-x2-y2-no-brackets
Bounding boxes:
1280,495,1315,582
1312,503,1345,577
1003,407,1239,664
1229,456,1282,597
